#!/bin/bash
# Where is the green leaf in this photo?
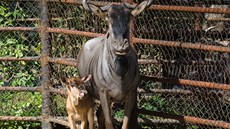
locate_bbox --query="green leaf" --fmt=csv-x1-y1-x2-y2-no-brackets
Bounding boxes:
18,126,23,129
13,10,19,18
0,17,3,23
5,12,12,17
6,38,17,44
0,6,6,15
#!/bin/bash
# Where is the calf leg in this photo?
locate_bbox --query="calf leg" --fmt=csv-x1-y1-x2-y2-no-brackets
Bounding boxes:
88,107,94,129
81,120,87,129
99,90,114,129
68,114,77,129
122,89,137,129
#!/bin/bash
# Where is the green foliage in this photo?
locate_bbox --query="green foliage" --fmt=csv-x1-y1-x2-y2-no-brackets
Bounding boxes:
0,92,42,129
113,109,124,119
0,2,41,128
0,35,40,86
0,92,42,116
139,95,171,112
0,3,27,27
0,121,41,129
52,94,67,116
0,2,40,87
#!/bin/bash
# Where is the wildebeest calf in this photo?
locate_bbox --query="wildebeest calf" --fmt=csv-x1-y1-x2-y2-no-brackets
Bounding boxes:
61,75,94,129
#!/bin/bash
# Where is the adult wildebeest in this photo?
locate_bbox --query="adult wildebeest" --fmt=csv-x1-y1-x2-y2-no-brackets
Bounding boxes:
77,0,153,129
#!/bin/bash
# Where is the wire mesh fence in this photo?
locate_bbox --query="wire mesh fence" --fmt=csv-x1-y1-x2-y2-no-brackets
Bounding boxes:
0,0,229,129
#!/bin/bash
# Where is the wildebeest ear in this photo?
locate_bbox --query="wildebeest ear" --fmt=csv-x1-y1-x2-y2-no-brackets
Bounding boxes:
131,0,153,16
81,74,92,83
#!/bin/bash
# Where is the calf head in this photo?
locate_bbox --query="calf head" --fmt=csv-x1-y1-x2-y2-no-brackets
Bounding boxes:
62,75,92,106
82,0,153,56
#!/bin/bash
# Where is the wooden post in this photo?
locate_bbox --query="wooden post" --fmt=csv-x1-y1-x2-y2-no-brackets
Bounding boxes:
40,0,52,128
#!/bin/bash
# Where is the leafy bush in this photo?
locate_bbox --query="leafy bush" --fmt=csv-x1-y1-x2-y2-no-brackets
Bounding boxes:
0,2,41,128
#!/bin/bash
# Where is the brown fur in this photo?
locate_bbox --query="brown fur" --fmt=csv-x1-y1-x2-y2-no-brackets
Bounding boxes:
62,75,94,129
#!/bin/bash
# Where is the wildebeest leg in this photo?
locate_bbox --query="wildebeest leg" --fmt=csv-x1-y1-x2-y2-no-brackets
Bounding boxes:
122,89,137,129
99,90,114,129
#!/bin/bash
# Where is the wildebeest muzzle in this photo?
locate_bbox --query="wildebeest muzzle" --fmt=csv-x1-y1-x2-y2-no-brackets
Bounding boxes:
114,39,130,56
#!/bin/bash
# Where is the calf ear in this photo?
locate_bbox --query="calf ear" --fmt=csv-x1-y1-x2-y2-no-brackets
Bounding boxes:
81,74,92,83
60,77,72,92
60,77,67,84
131,0,153,16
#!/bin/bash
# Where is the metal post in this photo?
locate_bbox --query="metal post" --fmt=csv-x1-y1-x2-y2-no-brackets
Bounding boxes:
40,0,52,128
194,1,202,31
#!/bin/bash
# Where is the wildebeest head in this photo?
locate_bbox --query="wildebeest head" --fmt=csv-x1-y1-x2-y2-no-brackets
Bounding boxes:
82,0,153,56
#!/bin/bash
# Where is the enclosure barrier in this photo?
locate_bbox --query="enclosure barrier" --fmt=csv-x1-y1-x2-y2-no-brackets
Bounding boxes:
1,27,229,53
0,0,230,128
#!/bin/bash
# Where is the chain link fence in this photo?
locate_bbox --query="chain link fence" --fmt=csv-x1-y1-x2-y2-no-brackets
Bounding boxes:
0,0,229,129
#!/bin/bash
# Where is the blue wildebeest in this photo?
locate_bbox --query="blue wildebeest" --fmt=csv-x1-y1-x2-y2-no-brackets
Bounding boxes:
77,0,153,129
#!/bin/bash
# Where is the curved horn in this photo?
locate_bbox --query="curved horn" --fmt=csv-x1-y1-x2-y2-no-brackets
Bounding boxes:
82,0,91,11
145,0,153,8
82,0,111,13
124,3,136,9
131,0,153,16
124,0,153,9
101,3,112,11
